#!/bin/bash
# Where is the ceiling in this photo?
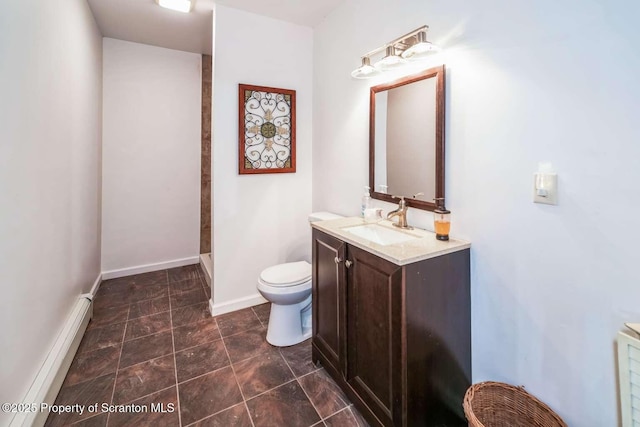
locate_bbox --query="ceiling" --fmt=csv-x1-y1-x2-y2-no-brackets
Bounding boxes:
87,0,344,55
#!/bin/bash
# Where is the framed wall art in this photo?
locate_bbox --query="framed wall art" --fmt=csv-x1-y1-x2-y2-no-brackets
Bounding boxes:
238,84,296,174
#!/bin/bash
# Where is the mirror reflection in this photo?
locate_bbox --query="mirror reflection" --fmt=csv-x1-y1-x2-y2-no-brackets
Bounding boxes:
369,66,445,211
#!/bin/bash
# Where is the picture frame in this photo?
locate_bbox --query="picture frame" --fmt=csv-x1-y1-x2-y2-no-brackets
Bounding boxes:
238,84,296,174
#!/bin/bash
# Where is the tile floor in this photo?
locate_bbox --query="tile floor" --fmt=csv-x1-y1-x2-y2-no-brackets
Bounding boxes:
45,265,369,427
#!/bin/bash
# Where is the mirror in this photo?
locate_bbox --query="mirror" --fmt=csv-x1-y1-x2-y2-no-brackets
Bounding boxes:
369,65,445,211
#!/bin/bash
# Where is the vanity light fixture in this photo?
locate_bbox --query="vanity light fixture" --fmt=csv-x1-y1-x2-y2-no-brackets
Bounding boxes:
155,0,193,13
351,25,439,79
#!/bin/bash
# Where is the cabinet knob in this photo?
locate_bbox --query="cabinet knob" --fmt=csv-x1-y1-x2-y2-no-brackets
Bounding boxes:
345,260,353,268
334,257,342,264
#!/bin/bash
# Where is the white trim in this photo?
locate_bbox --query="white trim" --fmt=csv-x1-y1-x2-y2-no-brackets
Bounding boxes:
210,293,268,316
10,295,92,427
89,273,102,297
101,256,200,280
199,253,212,287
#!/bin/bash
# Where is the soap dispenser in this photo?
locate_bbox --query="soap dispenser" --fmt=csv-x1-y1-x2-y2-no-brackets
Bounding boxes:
361,186,371,217
433,198,450,241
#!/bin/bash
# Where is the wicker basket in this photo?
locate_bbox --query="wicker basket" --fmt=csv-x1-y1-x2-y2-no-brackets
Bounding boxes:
463,381,567,427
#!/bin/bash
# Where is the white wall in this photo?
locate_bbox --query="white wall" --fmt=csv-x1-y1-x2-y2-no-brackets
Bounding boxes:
313,0,640,425
102,39,201,272
212,6,313,307
0,0,102,421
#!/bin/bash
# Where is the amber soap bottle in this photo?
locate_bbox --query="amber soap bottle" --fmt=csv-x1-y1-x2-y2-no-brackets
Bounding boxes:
433,198,450,241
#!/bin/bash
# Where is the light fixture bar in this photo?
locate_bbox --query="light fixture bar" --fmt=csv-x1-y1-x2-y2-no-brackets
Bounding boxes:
360,25,429,59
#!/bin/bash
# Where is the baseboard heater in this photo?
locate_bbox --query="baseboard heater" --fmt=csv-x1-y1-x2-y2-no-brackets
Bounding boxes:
10,294,93,427
618,324,640,427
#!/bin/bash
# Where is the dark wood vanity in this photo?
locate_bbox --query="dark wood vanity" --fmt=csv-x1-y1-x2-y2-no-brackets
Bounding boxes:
311,227,471,427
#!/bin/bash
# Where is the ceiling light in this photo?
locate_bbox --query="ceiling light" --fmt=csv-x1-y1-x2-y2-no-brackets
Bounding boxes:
156,0,192,13
351,57,381,79
374,46,406,70
401,30,440,60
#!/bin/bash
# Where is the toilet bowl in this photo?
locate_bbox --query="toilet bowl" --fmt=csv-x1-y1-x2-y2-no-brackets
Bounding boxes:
257,212,343,347
257,261,312,346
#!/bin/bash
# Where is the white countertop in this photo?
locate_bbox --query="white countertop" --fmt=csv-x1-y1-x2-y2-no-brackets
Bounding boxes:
311,217,471,266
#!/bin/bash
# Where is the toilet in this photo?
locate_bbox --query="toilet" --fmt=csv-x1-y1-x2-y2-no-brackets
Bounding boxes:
257,212,343,347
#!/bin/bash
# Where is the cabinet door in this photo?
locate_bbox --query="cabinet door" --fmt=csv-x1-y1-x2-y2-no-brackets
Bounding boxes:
346,245,404,427
312,229,347,375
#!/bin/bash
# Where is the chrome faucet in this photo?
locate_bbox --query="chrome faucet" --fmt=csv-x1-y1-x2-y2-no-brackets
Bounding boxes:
386,193,423,229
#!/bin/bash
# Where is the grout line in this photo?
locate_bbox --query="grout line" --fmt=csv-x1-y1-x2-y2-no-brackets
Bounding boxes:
115,350,175,373
217,317,256,427
288,362,324,423
181,402,246,427
174,361,231,386
104,384,177,411
168,277,183,427
126,310,172,324
173,332,223,354
105,305,129,426
322,405,351,423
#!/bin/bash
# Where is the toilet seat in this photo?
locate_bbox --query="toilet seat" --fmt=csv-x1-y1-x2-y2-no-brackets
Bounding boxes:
259,261,311,288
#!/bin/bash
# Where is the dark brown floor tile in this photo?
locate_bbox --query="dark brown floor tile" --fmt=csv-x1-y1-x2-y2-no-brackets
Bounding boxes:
128,284,168,303
298,369,349,418
77,322,125,354
127,270,168,286
234,350,294,399
113,355,175,404
192,403,252,426
168,264,203,283
279,339,318,377
252,303,271,326
71,412,108,426
129,296,170,320
64,346,120,386
324,406,369,427
223,328,271,363
90,305,129,329
175,339,229,383
172,302,210,327
45,373,115,426
216,308,262,337
178,366,243,425
170,288,207,309
108,386,179,427
169,277,205,295
92,291,131,311
173,317,221,351
246,380,320,427
119,331,173,368
97,277,133,293
124,311,171,341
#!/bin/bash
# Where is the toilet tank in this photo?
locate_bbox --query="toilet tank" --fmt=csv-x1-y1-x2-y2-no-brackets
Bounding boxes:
308,212,343,223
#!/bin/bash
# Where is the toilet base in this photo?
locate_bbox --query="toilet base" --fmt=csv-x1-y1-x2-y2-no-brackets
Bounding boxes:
265,296,312,347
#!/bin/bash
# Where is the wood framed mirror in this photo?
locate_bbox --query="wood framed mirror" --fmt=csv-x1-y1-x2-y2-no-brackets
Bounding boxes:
369,65,445,211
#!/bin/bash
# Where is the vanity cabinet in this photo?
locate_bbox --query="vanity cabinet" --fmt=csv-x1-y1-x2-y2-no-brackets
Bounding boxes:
312,228,471,427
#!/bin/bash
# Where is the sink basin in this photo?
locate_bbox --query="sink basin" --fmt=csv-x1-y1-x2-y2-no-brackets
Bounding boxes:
344,223,419,246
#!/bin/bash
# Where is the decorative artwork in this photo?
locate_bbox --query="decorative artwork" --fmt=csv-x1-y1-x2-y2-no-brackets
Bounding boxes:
239,84,296,174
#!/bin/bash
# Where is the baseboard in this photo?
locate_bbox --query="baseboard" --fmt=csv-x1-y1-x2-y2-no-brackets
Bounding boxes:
101,256,200,280
210,293,268,316
10,294,93,427
199,254,212,287
89,273,102,297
